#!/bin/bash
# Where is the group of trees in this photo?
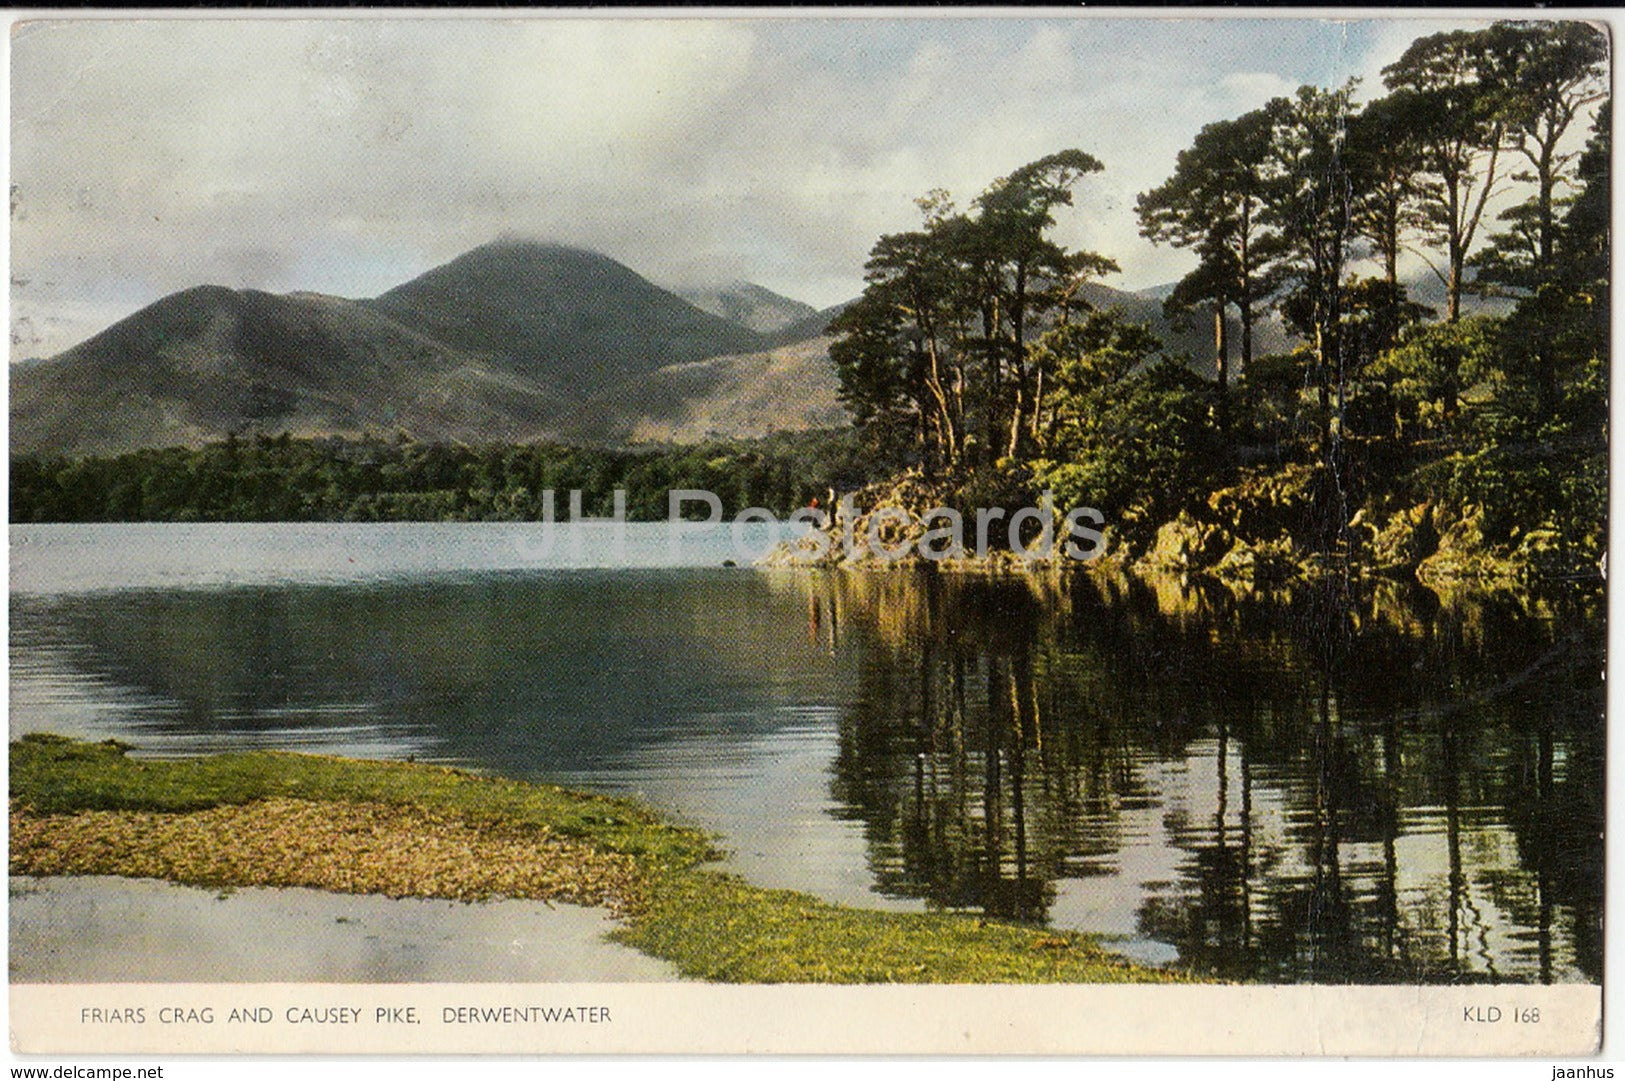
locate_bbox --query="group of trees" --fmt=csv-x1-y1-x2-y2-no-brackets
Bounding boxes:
10,430,878,523
1140,21,1606,434
828,149,1121,473
831,19,1608,580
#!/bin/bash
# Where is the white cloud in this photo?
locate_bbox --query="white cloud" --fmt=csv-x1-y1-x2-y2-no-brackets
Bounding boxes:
1217,71,1298,104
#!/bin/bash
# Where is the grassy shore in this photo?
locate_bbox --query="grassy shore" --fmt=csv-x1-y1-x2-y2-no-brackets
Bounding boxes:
10,733,1190,984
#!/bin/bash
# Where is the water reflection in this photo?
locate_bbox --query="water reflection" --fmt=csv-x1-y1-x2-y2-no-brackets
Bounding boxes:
780,569,1603,983
10,572,853,769
9,539,1603,984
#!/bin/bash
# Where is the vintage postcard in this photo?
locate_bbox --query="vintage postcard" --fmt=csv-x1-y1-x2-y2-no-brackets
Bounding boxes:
5,7,1611,1062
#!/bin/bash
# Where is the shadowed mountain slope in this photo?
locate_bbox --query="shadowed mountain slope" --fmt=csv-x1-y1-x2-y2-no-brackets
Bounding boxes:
554,336,848,445
9,286,565,456
11,242,795,456
368,240,766,396
1087,282,1296,371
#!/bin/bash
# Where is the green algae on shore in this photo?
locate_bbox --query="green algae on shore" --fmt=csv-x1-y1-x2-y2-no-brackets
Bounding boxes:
10,733,1191,984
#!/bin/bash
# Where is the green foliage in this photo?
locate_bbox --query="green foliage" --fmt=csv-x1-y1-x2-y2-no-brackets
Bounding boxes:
827,274,935,467
1473,21,1609,290
12,735,1188,985
1033,312,1225,545
10,430,880,524
615,869,1187,984
1340,276,1432,373
831,21,1606,586
1232,351,1313,450
1136,105,1282,368
1030,310,1161,393
1407,98,1608,569
1346,89,1430,285
1264,83,1361,437
1370,315,1502,432
1380,28,1510,287
829,149,1118,475
9,733,713,868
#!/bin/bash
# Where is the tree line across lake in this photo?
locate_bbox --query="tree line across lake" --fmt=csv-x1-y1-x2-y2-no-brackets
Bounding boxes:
826,20,1607,588
9,430,879,523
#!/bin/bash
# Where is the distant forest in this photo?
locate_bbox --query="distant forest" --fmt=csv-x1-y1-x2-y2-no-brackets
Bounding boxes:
9,430,877,523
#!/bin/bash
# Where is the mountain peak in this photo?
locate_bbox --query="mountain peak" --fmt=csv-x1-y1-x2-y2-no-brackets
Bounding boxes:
468,235,602,258
426,238,630,280
674,280,818,337
367,242,766,394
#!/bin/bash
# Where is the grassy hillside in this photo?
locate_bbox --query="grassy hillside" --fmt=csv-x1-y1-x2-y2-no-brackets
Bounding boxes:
9,286,564,457
369,240,767,395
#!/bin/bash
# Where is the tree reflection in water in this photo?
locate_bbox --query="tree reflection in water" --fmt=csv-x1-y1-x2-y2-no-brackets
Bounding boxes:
788,568,1603,984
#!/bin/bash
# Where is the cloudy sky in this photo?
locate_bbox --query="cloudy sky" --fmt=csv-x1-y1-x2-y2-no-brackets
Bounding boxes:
11,12,1515,360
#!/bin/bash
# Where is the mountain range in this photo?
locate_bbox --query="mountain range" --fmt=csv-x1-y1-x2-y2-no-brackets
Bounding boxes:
13,237,1309,459
11,241,856,457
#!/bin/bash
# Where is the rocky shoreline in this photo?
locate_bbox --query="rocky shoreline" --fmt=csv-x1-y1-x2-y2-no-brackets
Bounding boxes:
759,465,1600,601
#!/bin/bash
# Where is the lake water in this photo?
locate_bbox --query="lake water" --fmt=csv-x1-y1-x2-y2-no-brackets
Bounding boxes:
9,523,1605,983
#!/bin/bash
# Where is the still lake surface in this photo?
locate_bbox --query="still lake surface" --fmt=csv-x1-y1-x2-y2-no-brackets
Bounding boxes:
10,522,1605,983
